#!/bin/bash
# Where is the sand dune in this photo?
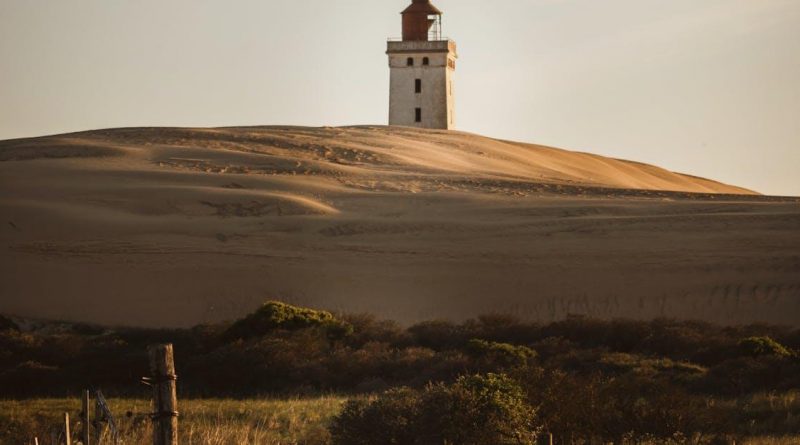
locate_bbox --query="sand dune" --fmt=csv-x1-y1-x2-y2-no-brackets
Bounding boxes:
1,126,798,327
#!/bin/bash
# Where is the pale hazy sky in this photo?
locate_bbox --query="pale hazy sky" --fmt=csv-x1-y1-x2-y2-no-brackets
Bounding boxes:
1,0,798,195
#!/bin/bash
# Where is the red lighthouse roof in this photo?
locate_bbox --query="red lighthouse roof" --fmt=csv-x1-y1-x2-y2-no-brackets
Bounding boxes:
400,0,444,41
402,0,443,15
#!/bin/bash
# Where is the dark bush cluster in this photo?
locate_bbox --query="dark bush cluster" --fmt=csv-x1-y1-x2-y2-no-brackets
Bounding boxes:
0,314,18,332
2,302,799,441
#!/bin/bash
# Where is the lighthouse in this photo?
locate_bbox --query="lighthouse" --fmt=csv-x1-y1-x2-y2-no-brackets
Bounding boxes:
387,0,457,130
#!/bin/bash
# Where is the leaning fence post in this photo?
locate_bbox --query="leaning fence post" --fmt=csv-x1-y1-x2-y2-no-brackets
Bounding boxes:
64,412,71,445
93,390,118,444
94,395,105,443
81,390,90,445
148,344,178,445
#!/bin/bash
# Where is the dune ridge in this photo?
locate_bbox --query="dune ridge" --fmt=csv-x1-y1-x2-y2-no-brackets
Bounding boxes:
1,126,798,327
2,125,755,195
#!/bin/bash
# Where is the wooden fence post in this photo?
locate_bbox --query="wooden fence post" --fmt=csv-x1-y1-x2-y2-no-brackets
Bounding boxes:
82,390,90,445
64,412,71,445
93,390,118,445
94,395,105,443
537,432,553,445
148,344,178,445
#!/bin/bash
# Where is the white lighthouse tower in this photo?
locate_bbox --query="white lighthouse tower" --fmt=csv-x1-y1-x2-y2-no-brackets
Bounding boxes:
387,0,457,130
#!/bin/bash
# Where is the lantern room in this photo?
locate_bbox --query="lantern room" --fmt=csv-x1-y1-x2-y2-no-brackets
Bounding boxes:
401,0,444,41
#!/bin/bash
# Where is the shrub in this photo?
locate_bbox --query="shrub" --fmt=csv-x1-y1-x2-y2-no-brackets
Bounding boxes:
340,313,407,347
425,373,540,444
597,352,706,380
0,314,18,332
467,339,536,369
463,314,540,345
224,301,352,341
407,320,464,350
703,355,799,395
329,388,420,445
596,375,728,443
738,337,794,358
330,373,540,445
0,361,60,392
525,370,728,444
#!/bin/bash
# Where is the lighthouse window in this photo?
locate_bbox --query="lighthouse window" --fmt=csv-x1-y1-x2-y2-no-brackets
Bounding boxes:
406,57,414,66
422,57,430,65
415,79,422,93
415,108,422,122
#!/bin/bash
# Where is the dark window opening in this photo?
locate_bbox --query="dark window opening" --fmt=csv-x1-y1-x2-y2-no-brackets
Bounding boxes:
406,57,414,66
415,79,422,93
422,57,430,66
415,108,422,123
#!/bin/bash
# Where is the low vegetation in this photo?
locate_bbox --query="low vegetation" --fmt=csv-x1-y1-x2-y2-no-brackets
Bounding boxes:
0,397,343,445
223,301,353,342
331,373,539,445
1,302,799,444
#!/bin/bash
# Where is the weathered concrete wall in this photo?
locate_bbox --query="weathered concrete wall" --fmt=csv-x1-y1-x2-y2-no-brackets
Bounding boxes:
387,40,457,129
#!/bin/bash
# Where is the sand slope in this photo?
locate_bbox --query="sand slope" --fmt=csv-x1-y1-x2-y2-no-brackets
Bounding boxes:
1,126,798,327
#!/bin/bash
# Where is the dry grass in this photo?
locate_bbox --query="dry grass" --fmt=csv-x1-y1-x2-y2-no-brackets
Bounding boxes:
2,395,798,445
741,438,800,445
717,391,800,438
0,396,346,445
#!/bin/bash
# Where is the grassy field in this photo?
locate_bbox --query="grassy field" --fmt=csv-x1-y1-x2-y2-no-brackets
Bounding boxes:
0,397,346,445
3,396,799,445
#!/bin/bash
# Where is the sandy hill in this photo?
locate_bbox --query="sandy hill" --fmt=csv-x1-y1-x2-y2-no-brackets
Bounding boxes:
1,126,798,327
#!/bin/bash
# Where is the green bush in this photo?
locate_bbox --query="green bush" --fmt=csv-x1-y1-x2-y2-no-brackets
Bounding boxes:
738,336,794,358
330,373,540,445
467,339,536,369
224,301,353,341
424,373,540,445
329,388,420,445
